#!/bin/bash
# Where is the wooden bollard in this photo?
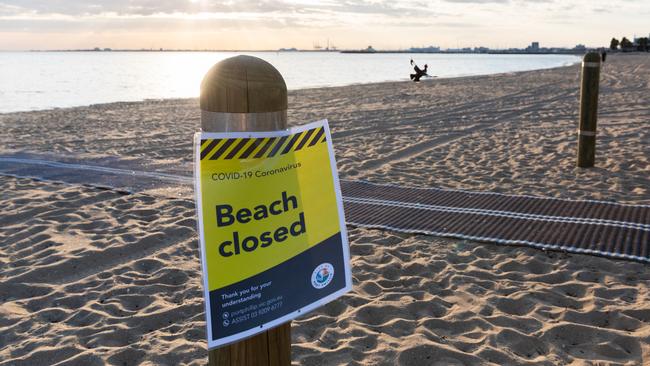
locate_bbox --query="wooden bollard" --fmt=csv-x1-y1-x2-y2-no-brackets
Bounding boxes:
577,52,601,168
200,55,291,366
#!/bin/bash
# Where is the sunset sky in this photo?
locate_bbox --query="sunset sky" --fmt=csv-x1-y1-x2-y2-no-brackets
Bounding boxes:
0,0,648,51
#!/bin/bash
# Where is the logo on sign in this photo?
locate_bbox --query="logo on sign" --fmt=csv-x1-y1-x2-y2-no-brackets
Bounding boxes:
311,263,334,289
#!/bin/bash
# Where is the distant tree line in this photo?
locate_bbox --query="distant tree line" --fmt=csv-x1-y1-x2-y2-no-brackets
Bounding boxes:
610,37,649,52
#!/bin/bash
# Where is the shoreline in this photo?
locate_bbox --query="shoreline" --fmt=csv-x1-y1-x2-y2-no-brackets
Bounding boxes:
2,54,649,204
1,53,649,365
0,56,580,115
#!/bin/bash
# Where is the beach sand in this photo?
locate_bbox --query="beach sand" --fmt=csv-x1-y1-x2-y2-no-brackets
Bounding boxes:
1,53,649,365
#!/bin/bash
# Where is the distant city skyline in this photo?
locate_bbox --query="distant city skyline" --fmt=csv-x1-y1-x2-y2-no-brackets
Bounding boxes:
0,0,648,51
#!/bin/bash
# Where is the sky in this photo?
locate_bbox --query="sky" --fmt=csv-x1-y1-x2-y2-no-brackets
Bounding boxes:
0,0,648,51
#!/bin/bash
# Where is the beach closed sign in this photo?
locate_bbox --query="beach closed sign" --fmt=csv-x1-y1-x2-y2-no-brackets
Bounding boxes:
194,119,352,348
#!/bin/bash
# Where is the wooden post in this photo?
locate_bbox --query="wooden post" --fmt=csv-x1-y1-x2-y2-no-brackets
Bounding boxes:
200,55,291,366
577,52,601,168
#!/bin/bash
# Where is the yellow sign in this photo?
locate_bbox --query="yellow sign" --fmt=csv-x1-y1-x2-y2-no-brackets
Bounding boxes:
194,119,351,348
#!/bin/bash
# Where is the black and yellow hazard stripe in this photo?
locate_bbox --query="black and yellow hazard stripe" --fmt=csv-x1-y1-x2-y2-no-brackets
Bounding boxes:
200,127,327,161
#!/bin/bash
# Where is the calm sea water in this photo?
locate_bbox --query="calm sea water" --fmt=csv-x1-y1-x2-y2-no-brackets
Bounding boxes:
0,51,579,113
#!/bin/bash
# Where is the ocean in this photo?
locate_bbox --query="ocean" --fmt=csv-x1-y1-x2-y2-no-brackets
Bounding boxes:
0,51,579,113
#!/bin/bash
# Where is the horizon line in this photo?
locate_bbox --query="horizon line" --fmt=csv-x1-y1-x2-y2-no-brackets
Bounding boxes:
1,46,608,53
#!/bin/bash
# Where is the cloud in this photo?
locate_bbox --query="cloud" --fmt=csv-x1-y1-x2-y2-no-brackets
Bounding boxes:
0,3,23,16
0,16,306,32
0,0,445,33
3,1,293,16
0,0,436,17
434,21,482,28
1,0,643,50
441,0,509,3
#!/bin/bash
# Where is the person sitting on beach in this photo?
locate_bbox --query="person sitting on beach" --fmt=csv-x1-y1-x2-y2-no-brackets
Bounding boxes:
410,60,428,82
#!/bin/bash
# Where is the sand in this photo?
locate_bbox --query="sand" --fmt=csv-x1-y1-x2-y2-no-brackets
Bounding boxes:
1,53,650,365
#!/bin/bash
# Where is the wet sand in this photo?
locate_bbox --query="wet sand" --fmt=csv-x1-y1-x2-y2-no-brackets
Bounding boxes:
1,53,649,365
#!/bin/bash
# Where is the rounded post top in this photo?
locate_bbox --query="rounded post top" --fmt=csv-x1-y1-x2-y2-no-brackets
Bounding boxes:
200,55,288,114
583,52,601,63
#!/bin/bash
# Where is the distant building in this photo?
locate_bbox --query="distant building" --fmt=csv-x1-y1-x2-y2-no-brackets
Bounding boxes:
573,44,587,51
340,45,376,54
409,45,441,53
525,42,540,52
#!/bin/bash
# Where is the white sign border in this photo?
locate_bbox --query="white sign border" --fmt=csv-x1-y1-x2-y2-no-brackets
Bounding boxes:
194,119,352,349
